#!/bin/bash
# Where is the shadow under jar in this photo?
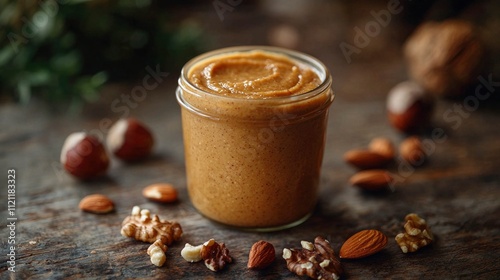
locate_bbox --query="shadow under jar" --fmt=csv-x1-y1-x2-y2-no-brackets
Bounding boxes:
176,46,334,231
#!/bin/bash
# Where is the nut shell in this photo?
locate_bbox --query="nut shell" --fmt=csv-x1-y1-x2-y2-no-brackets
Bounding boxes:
340,229,388,259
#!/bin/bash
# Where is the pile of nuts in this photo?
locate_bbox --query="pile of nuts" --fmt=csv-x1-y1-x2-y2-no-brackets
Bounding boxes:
60,118,154,180
344,136,427,191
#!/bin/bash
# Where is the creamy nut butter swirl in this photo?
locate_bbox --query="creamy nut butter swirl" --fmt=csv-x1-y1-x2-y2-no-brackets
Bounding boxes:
188,51,321,97
177,47,334,230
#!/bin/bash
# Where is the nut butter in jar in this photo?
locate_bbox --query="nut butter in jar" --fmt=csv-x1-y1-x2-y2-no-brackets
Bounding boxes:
176,46,334,231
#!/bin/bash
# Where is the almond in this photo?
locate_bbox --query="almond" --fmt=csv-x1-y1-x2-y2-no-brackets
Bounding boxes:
349,169,393,191
247,240,275,270
368,137,395,159
340,229,388,259
79,194,114,214
343,149,392,170
399,136,426,166
142,183,178,203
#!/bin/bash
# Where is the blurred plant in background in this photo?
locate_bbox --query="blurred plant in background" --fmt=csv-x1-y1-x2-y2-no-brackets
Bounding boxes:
0,0,205,107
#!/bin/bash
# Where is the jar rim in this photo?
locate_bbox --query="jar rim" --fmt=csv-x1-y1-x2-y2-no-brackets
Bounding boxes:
179,45,333,103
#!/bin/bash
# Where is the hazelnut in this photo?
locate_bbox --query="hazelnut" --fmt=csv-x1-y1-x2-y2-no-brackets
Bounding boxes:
387,81,433,134
107,118,154,161
60,132,109,180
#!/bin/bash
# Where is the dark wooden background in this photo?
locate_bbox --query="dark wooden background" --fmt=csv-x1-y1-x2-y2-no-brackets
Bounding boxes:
1,0,500,279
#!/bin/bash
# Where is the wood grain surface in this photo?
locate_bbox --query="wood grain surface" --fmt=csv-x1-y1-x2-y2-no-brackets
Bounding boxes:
1,1,500,279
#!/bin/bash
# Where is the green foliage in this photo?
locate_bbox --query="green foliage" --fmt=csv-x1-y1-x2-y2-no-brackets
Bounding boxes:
0,0,205,104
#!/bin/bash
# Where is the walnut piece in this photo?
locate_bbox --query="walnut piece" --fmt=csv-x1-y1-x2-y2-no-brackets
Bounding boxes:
200,239,232,272
147,240,167,267
121,206,183,246
282,236,343,280
395,213,434,253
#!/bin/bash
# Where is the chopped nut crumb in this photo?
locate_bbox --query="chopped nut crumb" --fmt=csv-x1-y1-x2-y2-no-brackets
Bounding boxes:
147,240,167,267
181,243,203,263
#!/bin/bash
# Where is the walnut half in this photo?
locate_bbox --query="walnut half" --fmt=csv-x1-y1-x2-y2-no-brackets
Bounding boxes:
283,236,343,280
395,213,433,253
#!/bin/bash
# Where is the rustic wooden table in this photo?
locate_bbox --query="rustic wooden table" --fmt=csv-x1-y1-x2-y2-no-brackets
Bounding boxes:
1,1,500,279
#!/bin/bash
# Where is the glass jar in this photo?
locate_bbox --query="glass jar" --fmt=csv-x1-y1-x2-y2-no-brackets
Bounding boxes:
176,46,334,231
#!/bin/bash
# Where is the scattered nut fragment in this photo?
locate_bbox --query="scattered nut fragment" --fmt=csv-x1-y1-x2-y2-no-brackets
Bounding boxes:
121,206,183,245
147,240,167,267
200,239,233,272
368,137,395,159
339,229,388,259
404,20,485,97
349,169,394,191
283,236,342,280
181,239,233,271
60,132,110,180
79,194,114,214
142,183,178,203
387,80,433,134
343,149,392,170
399,136,426,166
181,243,204,263
247,240,275,270
395,213,434,253
107,118,154,161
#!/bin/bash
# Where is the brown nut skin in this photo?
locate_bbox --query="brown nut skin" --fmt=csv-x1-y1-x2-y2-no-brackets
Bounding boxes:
349,169,394,191
343,149,392,170
60,132,109,180
339,229,388,259
79,194,114,214
368,137,395,159
107,118,154,161
387,81,433,134
142,183,178,203
248,240,275,270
